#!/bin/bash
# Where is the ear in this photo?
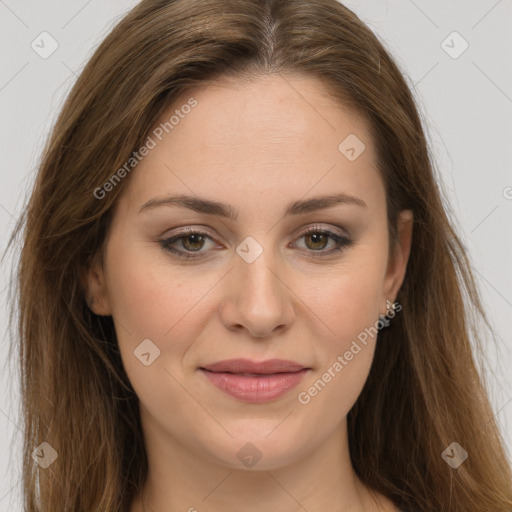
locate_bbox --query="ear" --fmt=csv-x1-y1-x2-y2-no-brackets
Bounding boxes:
79,253,112,316
381,209,413,309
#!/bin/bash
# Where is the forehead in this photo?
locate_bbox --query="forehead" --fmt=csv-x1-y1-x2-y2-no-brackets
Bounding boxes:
120,73,384,216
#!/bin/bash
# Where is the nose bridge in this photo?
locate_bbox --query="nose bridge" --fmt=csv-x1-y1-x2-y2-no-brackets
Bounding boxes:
222,235,294,337
238,237,284,308
242,245,279,297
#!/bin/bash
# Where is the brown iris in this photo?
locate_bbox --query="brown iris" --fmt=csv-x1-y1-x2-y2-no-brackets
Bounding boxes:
304,232,329,250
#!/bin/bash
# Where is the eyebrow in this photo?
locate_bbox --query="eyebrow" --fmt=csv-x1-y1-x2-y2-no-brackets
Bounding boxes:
138,192,367,219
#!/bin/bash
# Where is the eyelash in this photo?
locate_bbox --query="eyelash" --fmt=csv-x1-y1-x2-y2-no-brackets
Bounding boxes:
159,225,354,260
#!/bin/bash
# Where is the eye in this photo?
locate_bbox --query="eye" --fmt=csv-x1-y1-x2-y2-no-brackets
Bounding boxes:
159,225,354,260
292,226,354,257
159,228,216,259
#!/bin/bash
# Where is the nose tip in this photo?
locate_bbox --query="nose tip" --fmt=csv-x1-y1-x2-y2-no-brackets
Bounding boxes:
220,250,295,339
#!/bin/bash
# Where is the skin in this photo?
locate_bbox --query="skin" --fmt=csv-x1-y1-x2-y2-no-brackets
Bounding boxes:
87,73,413,512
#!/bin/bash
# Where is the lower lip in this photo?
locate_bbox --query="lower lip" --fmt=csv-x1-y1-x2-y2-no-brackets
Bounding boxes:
200,368,308,403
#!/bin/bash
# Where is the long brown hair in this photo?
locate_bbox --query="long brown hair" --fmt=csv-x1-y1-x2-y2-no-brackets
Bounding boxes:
7,0,512,510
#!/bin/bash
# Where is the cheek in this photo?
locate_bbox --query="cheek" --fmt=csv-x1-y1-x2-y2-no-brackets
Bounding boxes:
296,294,380,424
305,252,386,346
294,246,387,410
104,240,218,387
105,238,213,338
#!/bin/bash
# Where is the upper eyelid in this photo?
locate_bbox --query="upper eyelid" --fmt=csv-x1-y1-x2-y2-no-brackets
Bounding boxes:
162,224,347,242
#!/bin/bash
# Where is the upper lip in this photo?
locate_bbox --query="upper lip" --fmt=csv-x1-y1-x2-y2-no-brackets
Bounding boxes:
200,358,308,374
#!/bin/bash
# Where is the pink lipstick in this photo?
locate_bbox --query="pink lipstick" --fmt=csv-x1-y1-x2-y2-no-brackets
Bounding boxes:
199,358,309,403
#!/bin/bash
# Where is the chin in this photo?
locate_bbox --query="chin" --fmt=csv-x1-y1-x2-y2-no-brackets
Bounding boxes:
204,427,309,471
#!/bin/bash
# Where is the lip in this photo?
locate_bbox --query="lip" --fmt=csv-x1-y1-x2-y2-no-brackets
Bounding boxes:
201,358,307,374
199,358,310,403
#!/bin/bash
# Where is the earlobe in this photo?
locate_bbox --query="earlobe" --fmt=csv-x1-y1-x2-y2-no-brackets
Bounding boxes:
382,209,414,306
80,255,112,316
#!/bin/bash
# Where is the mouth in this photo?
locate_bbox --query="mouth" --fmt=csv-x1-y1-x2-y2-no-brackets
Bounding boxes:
199,358,310,403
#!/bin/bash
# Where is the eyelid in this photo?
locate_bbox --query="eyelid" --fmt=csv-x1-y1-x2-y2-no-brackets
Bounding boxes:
159,223,353,259
161,223,348,241
160,225,216,237
295,223,348,238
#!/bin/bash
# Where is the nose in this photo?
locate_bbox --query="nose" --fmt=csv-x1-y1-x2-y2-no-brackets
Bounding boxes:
219,245,295,338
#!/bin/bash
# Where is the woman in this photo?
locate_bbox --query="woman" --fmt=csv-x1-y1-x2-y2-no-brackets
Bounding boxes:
9,0,512,511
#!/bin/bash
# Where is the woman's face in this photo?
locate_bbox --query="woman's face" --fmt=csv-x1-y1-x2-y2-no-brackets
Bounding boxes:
88,73,412,470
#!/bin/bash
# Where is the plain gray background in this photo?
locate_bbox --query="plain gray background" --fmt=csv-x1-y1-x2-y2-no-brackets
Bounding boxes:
1,0,511,509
